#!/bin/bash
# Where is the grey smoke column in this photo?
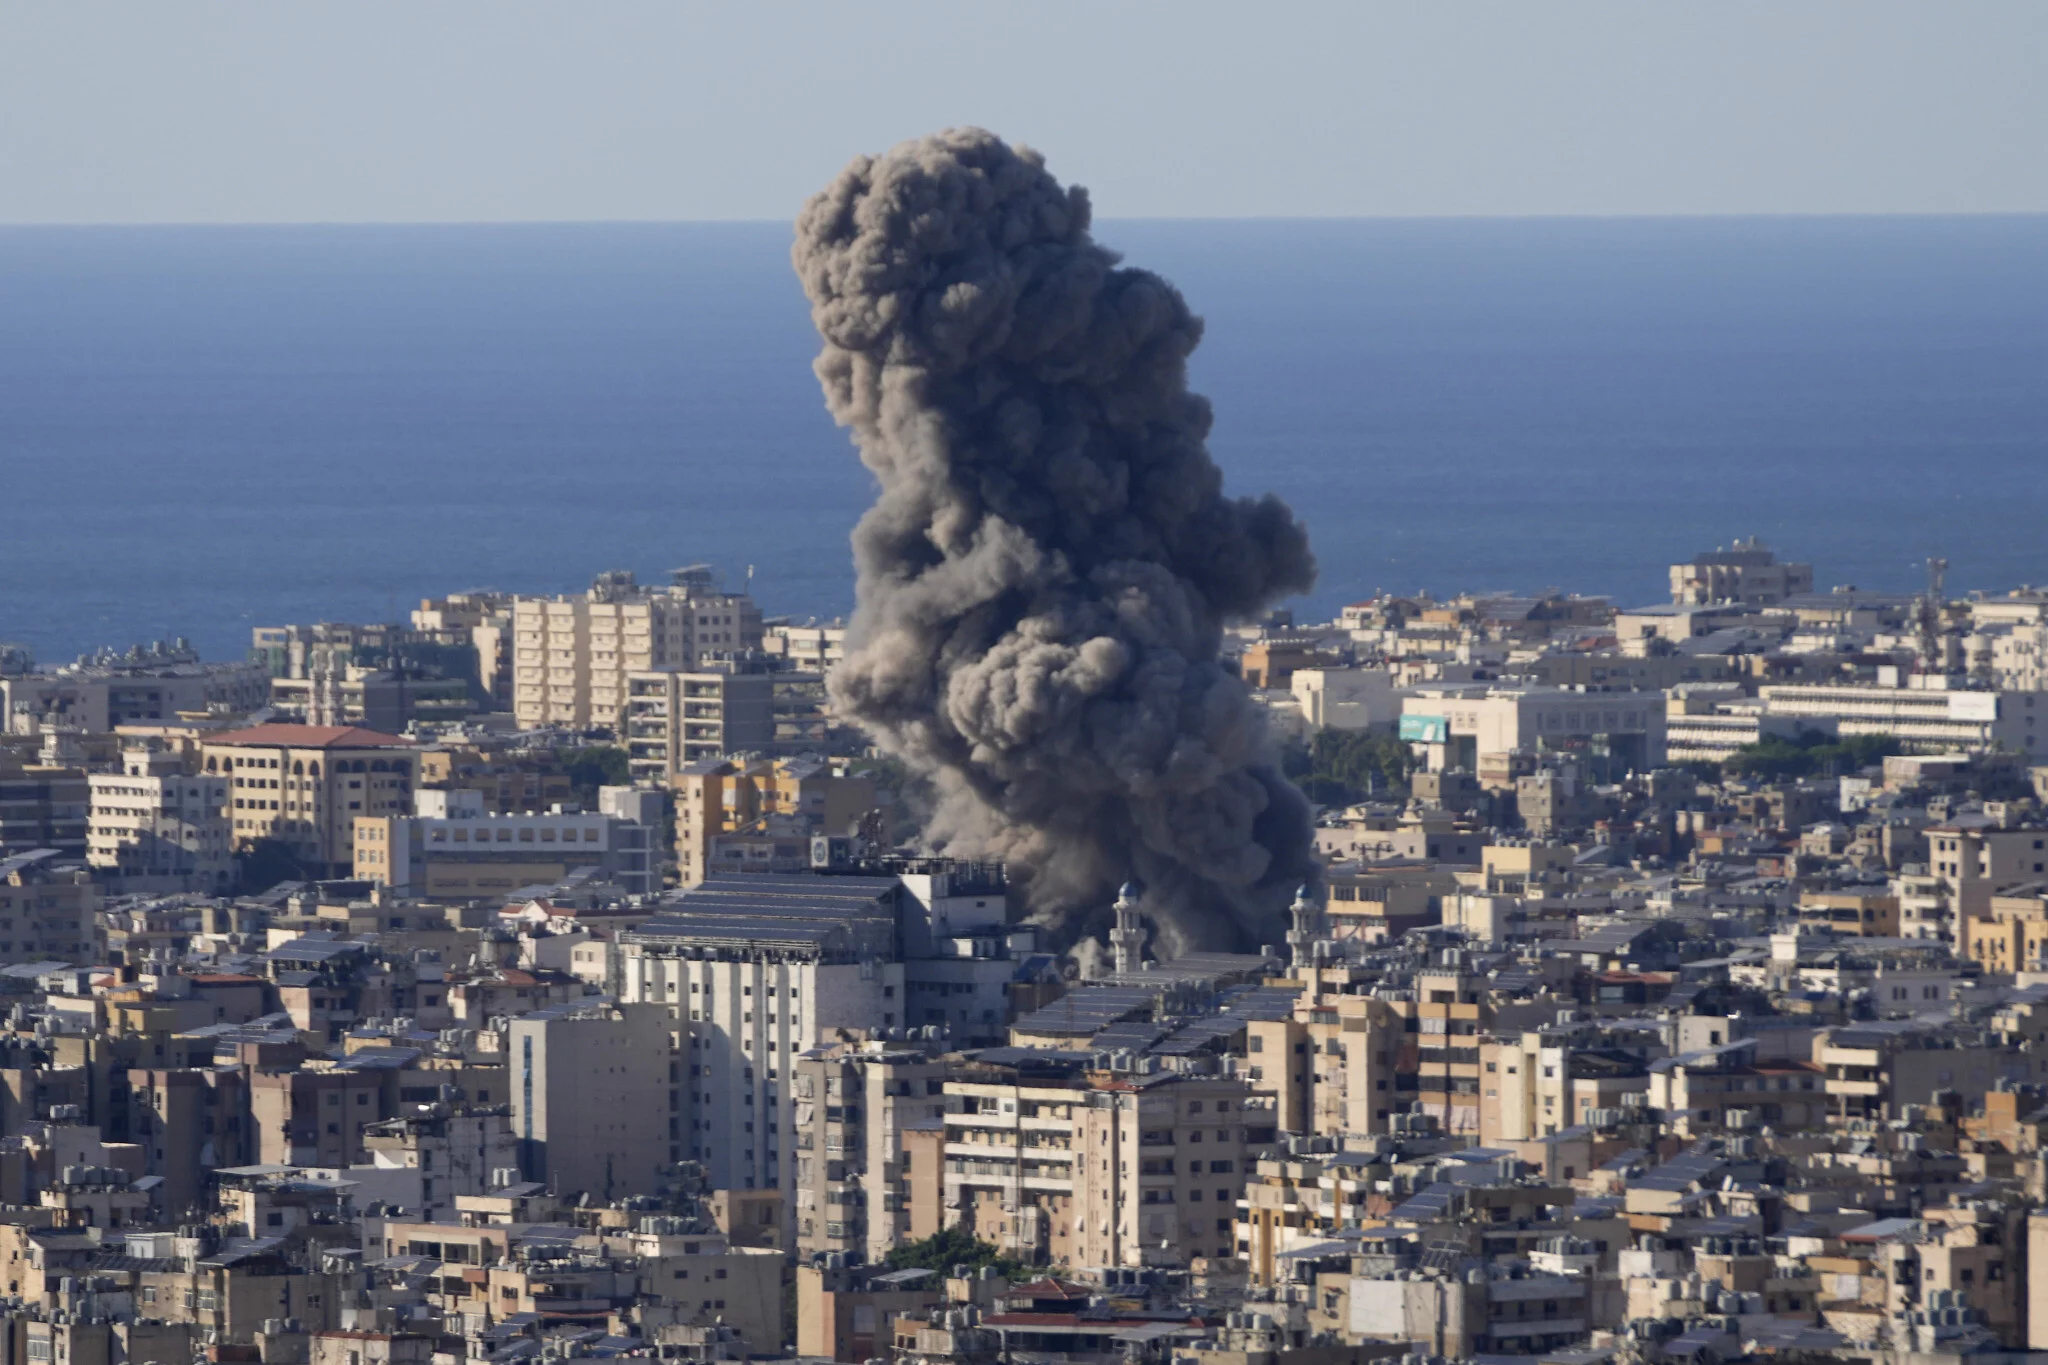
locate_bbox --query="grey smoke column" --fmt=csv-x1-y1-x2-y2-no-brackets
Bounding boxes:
792,127,1318,954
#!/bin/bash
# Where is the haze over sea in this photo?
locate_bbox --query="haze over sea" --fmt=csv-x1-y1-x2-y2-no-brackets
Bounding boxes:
3,217,2046,666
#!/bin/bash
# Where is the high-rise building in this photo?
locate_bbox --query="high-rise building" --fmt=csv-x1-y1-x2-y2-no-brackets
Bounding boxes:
791,1038,956,1264
624,664,775,783
512,568,764,732
618,874,908,1196
508,1000,676,1202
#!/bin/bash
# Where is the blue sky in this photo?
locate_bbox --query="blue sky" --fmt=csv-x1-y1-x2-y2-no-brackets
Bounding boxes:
3,2,2044,223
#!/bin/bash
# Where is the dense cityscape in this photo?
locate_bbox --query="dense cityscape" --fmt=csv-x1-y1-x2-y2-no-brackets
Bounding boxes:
7,536,2048,1364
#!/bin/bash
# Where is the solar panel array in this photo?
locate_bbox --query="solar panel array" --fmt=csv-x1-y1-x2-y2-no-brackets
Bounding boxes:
1633,1146,1725,1193
632,873,900,957
1012,985,1157,1036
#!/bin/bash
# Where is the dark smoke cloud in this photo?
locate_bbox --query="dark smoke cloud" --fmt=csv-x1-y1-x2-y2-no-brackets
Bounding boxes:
792,127,1318,955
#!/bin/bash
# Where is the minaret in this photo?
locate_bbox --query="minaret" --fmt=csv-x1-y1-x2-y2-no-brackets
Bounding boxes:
1110,880,1145,976
1287,883,1321,972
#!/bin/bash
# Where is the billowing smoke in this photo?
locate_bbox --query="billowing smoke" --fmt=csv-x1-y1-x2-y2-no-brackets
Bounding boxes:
792,128,1318,955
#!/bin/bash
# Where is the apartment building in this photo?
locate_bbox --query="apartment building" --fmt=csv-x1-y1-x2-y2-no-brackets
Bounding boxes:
511,568,764,731
1928,815,2048,920
791,1039,955,1263
508,1001,674,1202
0,748,88,860
198,723,416,878
1670,538,1813,607
764,622,846,673
412,592,517,707
941,1051,1260,1268
415,742,573,814
268,665,473,732
87,743,233,893
0,849,98,966
618,874,907,1195
1961,884,2048,975
1,648,268,734
675,755,878,888
353,786,659,898
624,664,775,783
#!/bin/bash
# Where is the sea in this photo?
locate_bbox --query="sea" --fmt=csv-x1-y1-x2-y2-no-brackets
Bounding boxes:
3,216,2046,666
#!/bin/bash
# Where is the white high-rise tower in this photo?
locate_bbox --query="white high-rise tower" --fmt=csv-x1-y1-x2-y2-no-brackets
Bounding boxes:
1286,883,1321,971
1110,880,1146,975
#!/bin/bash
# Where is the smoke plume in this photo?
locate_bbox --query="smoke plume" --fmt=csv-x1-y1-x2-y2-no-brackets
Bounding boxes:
793,128,1318,955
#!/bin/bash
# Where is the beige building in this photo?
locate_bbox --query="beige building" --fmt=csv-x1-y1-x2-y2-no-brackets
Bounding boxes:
0,848,98,966
1401,684,1666,779
412,591,517,707
1928,816,2048,922
1670,538,1813,606
942,1055,1262,1269
674,755,878,888
87,743,233,893
508,1001,676,1202
511,568,763,731
354,786,659,897
618,874,908,1194
0,651,268,734
198,723,416,878
791,1040,955,1263
624,664,775,783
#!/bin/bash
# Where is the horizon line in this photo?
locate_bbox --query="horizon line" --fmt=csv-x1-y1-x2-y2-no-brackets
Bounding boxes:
5,208,2048,231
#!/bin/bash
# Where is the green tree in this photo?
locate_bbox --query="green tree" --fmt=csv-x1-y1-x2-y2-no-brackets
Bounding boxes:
1281,728,1414,806
1722,730,1898,781
883,1225,1029,1277
557,745,630,805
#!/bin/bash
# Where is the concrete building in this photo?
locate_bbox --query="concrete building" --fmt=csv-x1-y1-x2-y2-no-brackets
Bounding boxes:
1664,688,1819,765
87,743,233,893
1400,684,1666,780
764,622,846,673
511,568,763,732
791,1039,955,1264
412,591,517,708
361,1105,521,1217
0,849,98,966
1670,538,1813,607
942,1051,1259,1268
1759,677,2046,755
353,785,660,898
198,723,416,879
674,756,878,889
1,645,268,734
1290,667,1400,731
0,748,88,860
618,874,907,1194
509,1000,674,1202
1928,816,2048,920
268,665,473,732
624,663,775,783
